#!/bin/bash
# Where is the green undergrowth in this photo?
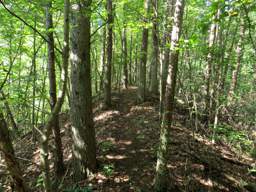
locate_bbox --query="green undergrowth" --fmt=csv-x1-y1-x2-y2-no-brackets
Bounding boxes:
64,185,93,192
211,124,253,154
102,164,115,177
98,140,114,152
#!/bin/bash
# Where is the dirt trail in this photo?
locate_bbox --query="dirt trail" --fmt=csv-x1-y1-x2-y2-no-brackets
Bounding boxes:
94,87,254,192
1,87,255,192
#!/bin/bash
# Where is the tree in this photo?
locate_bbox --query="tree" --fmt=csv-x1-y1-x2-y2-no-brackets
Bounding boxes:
104,0,114,108
122,26,128,89
149,0,159,94
154,0,185,191
100,26,106,91
70,0,97,181
138,0,150,102
160,0,175,119
228,18,245,103
0,112,28,192
204,7,219,127
45,0,64,177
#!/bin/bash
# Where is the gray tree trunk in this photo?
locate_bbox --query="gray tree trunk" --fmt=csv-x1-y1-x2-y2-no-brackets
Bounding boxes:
204,9,219,127
138,0,150,102
154,0,185,191
70,0,97,181
150,0,159,94
104,0,114,108
122,27,128,89
100,26,106,91
160,0,175,119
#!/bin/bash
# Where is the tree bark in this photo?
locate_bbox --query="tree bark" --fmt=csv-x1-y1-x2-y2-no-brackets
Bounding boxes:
39,1,70,190
100,26,106,91
160,0,175,119
70,0,97,181
0,112,28,192
150,0,159,94
138,0,150,102
104,0,114,108
204,9,219,127
122,27,128,89
154,0,185,191
129,34,133,84
45,0,65,177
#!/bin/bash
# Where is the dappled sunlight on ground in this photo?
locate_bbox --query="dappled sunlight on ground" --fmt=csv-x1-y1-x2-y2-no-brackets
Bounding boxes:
106,154,127,160
94,110,120,122
1,87,254,191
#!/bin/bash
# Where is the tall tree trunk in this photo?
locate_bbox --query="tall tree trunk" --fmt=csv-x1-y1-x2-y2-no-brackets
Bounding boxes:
135,36,139,84
122,27,128,89
32,16,37,139
138,0,150,102
100,26,106,91
204,9,218,127
220,25,237,90
45,0,64,177
154,0,185,191
104,0,114,108
70,0,97,181
129,33,133,84
160,0,175,119
150,0,159,94
0,113,28,192
228,18,245,103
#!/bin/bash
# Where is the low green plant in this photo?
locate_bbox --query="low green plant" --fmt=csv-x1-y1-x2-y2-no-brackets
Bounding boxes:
136,133,145,140
99,140,114,152
35,174,44,188
64,185,93,192
102,164,114,176
212,124,253,153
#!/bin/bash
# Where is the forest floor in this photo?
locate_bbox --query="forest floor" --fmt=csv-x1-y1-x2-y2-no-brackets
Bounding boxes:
2,87,255,191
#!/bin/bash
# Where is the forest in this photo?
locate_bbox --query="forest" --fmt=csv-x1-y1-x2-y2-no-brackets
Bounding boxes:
0,0,255,191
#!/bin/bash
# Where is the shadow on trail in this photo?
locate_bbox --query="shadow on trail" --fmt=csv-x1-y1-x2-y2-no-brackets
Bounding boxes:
5,87,253,192
93,87,254,192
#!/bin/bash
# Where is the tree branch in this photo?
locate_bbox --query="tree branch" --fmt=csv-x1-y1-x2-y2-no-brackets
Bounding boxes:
91,21,107,38
0,0,63,54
